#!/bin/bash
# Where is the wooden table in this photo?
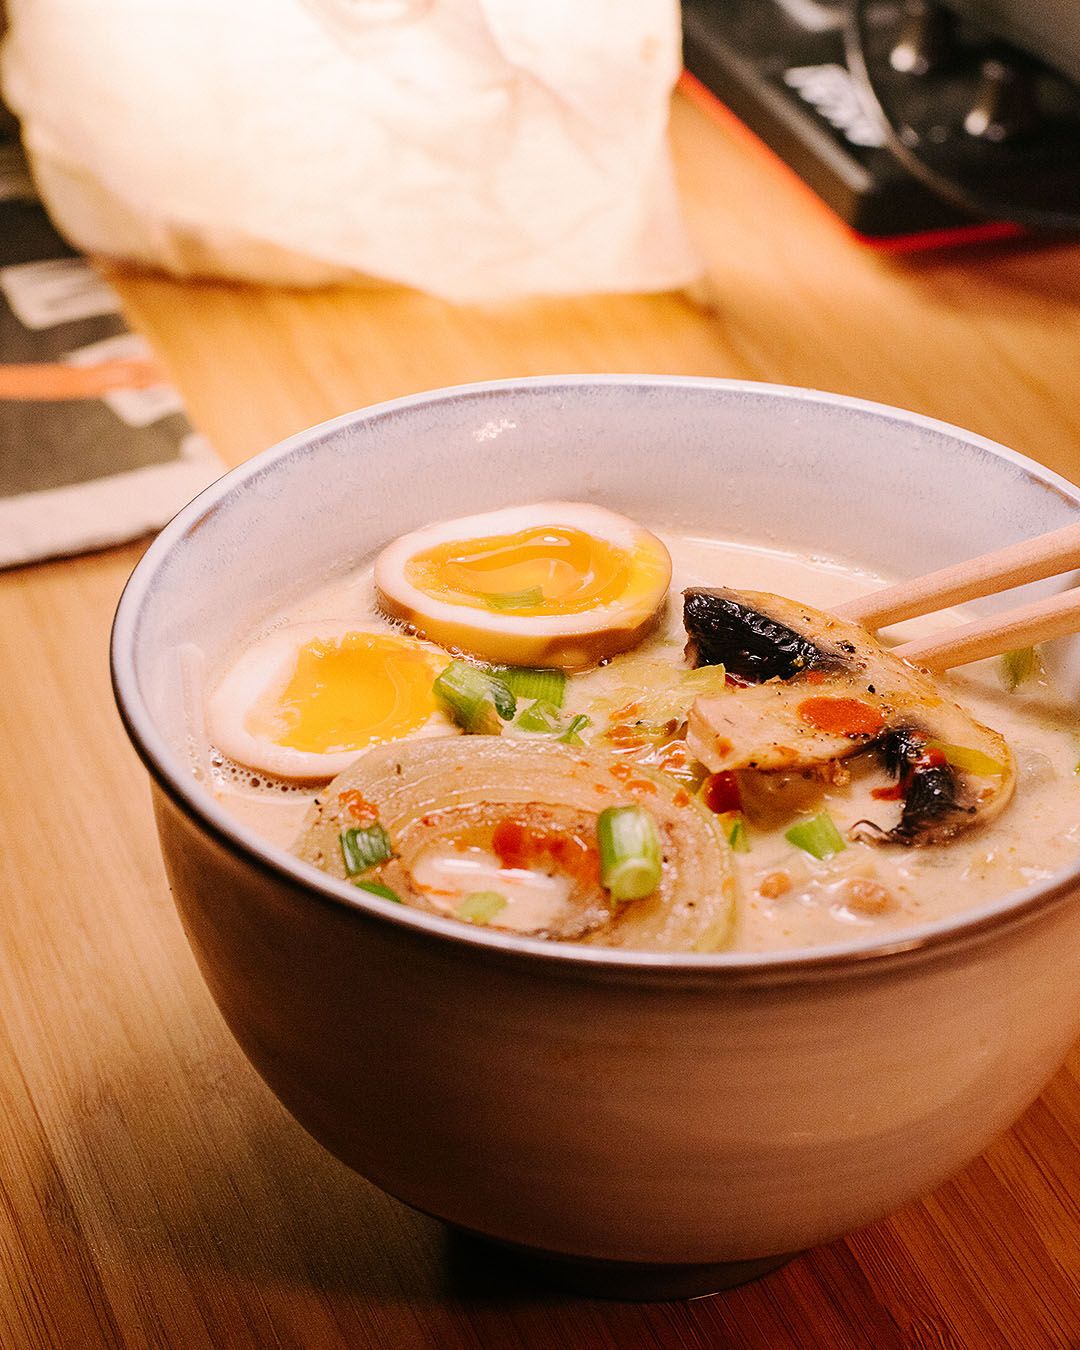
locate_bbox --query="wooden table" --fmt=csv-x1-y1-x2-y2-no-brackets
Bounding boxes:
2,90,1078,1349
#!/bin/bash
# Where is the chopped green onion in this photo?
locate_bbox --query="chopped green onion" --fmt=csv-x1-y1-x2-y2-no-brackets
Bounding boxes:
340,824,394,875
483,586,544,611
434,660,516,733
785,811,846,860
725,814,751,853
490,679,517,722
457,891,508,924
514,699,590,742
495,665,566,707
597,804,663,902
1000,646,1036,692
559,714,591,746
516,698,564,733
926,740,1006,777
354,879,402,902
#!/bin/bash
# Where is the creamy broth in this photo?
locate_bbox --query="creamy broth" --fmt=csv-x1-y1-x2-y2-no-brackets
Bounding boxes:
204,532,1080,952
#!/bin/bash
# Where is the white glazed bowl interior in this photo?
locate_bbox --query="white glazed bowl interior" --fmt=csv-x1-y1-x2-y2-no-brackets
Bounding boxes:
115,375,1080,970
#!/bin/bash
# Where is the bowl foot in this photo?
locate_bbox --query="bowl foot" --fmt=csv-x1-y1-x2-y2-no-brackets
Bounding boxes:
446,1227,797,1301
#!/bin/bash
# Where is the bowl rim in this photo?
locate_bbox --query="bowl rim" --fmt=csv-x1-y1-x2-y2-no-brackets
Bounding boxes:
111,374,1080,981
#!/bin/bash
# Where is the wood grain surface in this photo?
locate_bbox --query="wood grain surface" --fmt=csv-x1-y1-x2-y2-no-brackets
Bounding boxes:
1,89,1078,1349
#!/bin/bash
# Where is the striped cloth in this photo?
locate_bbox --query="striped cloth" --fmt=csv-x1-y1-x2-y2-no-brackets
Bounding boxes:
0,136,221,569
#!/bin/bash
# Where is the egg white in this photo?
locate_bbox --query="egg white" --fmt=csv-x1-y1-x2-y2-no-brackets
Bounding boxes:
207,622,458,781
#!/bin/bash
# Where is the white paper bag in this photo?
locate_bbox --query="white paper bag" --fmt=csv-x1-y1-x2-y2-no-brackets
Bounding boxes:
1,0,699,300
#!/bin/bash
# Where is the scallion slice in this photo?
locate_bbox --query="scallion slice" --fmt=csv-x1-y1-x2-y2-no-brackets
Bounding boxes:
340,824,394,875
925,740,1006,777
495,665,566,707
457,891,508,924
1000,646,1036,691
353,879,402,902
597,804,663,902
784,811,846,860
514,698,590,742
516,699,564,733
490,678,517,723
434,660,516,733
483,587,544,611
726,815,751,853
559,714,591,746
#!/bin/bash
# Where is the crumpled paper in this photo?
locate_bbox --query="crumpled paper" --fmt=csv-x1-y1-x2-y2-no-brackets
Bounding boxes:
0,0,699,301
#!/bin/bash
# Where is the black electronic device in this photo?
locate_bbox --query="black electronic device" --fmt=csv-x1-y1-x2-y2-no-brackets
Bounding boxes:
938,1,1080,83
681,0,1080,247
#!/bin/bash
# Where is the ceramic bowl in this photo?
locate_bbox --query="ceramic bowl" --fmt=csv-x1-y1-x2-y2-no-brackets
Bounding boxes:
111,377,1080,1298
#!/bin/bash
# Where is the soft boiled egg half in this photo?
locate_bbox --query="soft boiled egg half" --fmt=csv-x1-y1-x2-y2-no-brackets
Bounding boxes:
207,624,457,781
374,502,672,670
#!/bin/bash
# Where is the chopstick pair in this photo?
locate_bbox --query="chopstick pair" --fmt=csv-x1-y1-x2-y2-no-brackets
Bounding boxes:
834,520,1080,671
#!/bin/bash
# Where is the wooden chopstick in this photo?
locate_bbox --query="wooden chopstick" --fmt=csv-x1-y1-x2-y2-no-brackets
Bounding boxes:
893,587,1080,671
835,519,1080,630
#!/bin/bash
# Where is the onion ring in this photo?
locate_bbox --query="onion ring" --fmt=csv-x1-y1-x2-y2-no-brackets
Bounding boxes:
295,739,737,951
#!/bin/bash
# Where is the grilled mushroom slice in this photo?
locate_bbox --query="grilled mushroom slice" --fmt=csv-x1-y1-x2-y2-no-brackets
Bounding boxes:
683,587,1015,846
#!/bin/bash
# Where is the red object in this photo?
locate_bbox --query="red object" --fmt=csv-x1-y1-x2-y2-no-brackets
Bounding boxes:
677,71,1024,253
701,771,743,815
492,816,600,889
337,789,380,825
797,696,886,737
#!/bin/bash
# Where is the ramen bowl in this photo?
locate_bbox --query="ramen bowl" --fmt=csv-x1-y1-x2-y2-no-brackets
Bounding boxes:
111,377,1080,1298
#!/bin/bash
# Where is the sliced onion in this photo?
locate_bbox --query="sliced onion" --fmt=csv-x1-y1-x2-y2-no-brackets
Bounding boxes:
294,739,737,952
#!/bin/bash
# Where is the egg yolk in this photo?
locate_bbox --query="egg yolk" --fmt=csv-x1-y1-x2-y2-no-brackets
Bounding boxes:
247,632,441,754
404,526,656,616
